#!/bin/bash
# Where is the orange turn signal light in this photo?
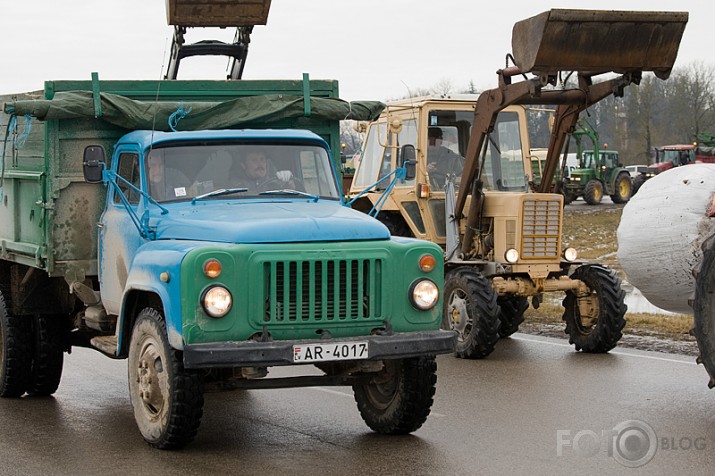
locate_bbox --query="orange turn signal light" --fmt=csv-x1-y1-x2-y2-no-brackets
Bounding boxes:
418,254,437,272
203,259,222,278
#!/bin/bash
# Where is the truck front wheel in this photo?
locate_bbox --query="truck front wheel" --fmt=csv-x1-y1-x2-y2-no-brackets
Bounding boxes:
0,291,31,397
562,265,626,352
128,308,204,449
353,356,436,434
443,268,499,358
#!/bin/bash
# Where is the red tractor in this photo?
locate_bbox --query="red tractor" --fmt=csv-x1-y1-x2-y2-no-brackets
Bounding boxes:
632,144,715,194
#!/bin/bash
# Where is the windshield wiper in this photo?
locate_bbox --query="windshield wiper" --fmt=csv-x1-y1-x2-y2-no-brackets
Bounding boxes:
258,189,320,202
191,187,248,204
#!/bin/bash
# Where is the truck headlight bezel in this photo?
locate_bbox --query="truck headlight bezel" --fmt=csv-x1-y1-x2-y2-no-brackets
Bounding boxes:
409,279,439,310
201,285,233,318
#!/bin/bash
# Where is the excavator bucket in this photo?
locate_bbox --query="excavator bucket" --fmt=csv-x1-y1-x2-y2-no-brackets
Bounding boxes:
511,9,688,80
166,0,272,27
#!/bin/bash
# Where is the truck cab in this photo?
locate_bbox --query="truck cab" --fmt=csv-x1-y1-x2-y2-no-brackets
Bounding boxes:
78,128,454,447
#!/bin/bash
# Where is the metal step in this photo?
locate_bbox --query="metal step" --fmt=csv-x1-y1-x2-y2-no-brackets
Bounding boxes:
90,335,118,357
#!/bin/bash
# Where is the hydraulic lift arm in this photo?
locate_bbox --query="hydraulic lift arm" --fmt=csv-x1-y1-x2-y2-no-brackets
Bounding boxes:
452,9,688,258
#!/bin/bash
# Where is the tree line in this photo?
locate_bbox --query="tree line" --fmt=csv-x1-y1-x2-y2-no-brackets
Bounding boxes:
339,62,715,166
579,62,715,165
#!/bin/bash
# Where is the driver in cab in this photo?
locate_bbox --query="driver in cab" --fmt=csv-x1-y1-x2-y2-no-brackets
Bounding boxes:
233,148,296,193
426,127,464,188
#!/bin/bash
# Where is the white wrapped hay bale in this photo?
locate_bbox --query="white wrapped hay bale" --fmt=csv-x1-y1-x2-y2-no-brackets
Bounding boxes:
617,164,715,314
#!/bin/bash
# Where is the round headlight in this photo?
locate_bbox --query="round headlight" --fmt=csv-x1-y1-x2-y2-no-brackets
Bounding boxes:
201,285,232,318
564,247,578,262
505,248,519,264
410,279,439,310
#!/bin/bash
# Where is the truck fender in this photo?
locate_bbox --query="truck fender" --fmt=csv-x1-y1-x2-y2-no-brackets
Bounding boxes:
118,246,191,353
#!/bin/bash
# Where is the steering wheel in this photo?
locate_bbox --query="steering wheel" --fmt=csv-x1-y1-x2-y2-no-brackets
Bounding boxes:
257,177,305,192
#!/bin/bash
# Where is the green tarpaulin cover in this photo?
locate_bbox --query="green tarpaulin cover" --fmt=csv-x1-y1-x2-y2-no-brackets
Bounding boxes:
3,91,384,131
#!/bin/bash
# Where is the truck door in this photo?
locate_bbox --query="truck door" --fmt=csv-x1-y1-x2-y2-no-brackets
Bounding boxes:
98,151,146,316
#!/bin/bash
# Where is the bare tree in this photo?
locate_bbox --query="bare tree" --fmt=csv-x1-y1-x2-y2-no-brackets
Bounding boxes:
430,78,455,96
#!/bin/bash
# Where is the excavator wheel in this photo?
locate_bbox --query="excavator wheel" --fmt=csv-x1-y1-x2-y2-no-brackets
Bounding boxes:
497,296,529,338
378,213,412,238
692,234,715,388
562,264,626,352
443,268,499,359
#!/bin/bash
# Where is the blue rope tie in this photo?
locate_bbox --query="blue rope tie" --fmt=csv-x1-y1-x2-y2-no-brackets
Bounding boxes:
16,114,32,148
168,103,192,132
6,114,33,149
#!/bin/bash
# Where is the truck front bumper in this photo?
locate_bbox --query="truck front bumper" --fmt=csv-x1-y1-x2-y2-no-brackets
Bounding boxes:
183,330,457,369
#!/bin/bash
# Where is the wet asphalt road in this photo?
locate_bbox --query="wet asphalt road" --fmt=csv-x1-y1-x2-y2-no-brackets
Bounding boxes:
1,335,714,476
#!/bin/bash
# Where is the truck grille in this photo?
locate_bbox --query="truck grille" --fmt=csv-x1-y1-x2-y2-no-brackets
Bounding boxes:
262,259,383,322
521,198,561,259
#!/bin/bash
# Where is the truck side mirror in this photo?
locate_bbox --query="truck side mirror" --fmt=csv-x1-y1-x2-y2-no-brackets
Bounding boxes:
401,145,416,180
83,145,106,183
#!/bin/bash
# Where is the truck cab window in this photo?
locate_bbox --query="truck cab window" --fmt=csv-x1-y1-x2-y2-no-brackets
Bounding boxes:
115,153,140,204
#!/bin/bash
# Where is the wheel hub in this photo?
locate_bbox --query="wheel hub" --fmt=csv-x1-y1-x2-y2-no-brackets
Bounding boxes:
448,293,470,335
135,343,165,416
577,294,600,328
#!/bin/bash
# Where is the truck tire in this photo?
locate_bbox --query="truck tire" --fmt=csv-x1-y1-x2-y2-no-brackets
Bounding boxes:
128,308,204,449
353,356,436,434
443,268,499,358
27,315,65,396
0,290,31,397
562,265,626,353
692,234,715,388
610,173,632,204
631,175,647,195
583,180,603,205
497,296,529,338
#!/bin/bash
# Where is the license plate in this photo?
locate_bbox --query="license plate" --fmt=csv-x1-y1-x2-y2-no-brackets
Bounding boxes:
293,342,369,363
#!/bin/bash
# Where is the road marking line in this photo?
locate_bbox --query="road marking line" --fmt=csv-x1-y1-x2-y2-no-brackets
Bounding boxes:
512,334,698,365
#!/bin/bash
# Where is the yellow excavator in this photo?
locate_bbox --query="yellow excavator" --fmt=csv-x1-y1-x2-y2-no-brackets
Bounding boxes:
349,9,688,358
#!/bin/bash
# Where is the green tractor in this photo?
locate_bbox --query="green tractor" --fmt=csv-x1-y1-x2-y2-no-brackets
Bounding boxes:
562,122,632,205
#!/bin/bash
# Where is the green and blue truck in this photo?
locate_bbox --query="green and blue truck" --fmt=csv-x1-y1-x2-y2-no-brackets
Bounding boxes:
0,77,455,449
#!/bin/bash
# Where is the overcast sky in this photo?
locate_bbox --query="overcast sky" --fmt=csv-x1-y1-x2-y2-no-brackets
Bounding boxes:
1,1,709,101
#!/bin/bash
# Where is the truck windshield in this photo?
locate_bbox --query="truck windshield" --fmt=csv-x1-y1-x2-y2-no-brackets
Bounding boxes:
145,143,340,202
